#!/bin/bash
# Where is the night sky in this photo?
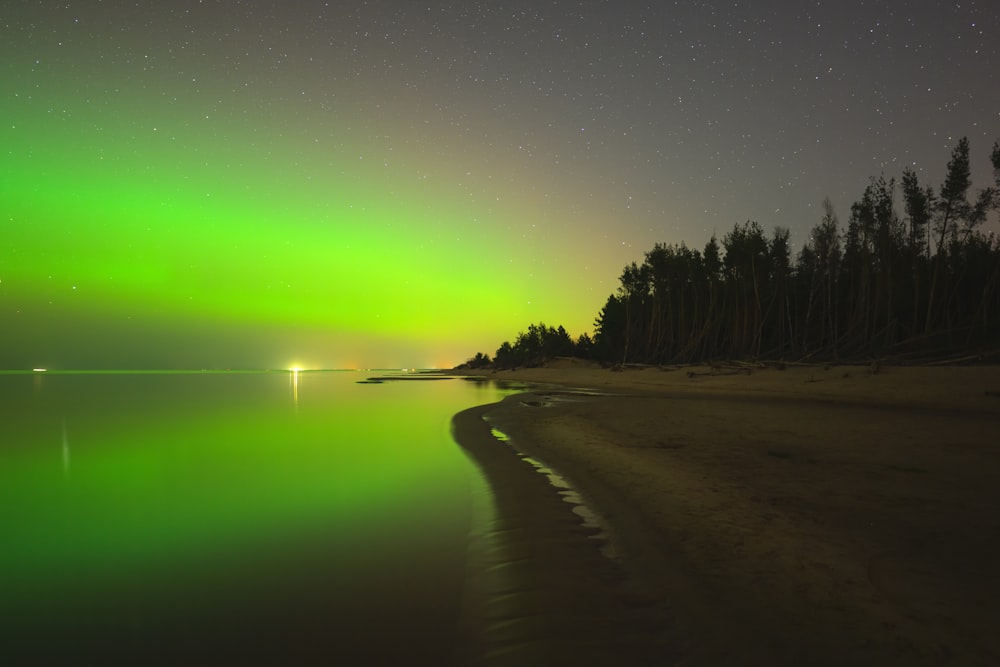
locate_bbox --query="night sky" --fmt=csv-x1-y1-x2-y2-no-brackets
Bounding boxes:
3,1,998,369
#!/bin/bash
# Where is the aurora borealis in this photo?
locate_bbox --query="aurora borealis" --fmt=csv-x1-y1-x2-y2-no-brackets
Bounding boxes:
3,2,998,369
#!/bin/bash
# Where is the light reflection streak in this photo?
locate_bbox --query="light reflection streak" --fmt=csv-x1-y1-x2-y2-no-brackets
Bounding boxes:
61,418,70,475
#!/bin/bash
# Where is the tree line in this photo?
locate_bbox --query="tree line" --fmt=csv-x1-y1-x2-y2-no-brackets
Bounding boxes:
465,137,1000,369
462,322,594,370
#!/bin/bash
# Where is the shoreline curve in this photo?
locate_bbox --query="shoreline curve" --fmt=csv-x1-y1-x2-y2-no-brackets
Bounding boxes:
451,364,1000,665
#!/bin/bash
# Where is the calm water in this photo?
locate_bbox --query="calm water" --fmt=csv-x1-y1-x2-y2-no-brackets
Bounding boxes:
0,371,518,665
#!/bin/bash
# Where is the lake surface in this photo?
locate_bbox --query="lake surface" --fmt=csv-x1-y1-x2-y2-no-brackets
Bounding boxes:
0,371,520,665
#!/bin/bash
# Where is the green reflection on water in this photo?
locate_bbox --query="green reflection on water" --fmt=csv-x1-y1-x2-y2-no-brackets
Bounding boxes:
0,371,515,629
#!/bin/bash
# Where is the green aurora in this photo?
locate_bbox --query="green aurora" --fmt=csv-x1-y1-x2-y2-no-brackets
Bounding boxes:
0,8,610,370
2,104,595,368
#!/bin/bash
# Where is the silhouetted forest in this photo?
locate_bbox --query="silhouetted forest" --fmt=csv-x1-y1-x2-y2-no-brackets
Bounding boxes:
466,137,1000,369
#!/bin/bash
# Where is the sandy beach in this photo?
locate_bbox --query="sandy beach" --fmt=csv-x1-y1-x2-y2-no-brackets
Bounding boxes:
451,362,1000,665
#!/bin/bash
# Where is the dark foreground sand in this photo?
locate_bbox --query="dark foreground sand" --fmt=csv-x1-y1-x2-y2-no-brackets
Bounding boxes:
451,363,1000,666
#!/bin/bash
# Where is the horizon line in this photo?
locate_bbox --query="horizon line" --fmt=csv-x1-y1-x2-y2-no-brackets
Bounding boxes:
0,368,452,375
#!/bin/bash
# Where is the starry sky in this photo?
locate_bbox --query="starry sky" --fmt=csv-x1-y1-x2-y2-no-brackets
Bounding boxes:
3,1,998,369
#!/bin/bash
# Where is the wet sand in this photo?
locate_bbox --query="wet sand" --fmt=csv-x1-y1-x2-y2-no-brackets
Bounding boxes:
451,363,1000,665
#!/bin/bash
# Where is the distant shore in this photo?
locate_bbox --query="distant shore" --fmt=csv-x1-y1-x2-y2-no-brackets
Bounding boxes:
451,361,1000,665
